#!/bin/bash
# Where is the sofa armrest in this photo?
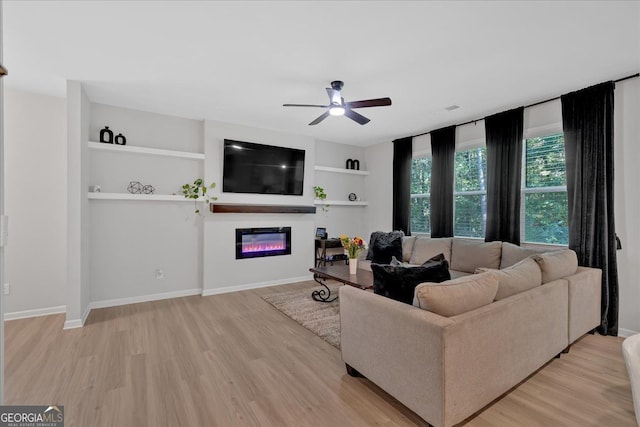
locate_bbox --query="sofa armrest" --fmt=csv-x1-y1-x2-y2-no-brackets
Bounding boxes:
339,286,454,427
567,266,602,342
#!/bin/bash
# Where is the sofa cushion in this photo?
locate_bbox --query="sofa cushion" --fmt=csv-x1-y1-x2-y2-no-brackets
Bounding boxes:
500,242,550,269
532,249,578,283
413,271,499,317
402,236,417,263
366,231,404,263
409,237,452,265
450,239,502,273
477,257,542,300
372,254,450,305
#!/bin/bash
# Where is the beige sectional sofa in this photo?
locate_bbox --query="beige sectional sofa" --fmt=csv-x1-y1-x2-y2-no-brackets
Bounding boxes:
341,236,602,427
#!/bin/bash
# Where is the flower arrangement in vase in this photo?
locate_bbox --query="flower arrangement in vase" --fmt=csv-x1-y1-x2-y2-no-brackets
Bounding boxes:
340,235,367,275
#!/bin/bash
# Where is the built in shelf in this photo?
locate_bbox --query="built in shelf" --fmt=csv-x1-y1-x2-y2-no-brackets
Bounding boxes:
314,165,369,176
210,203,316,214
88,141,205,160
314,200,369,206
88,192,201,202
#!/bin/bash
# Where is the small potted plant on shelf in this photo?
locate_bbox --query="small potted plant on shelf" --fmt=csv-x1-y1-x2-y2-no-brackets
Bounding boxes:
182,179,217,214
314,185,329,213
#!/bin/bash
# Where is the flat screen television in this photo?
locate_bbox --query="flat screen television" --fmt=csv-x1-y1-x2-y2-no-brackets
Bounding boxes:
223,139,305,195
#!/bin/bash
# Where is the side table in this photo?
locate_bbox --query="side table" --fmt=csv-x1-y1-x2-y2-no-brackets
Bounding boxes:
314,238,348,267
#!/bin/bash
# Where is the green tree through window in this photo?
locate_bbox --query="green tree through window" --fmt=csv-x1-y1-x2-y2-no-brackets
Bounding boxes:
523,134,568,244
410,156,431,233
454,147,486,238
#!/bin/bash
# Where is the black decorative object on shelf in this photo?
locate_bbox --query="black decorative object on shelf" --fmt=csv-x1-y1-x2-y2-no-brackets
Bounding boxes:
348,192,357,201
345,158,360,170
99,126,114,144
127,181,155,195
114,133,127,145
127,181,144,194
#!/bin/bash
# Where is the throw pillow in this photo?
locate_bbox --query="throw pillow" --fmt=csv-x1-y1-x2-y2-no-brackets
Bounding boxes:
476,257,542,301
402,236,417,263
450,239,502,273
369,231,404,264
389,256,409,267
531,249,578,283
409,237,453,265
372,254,450,305
500,242,550,269
366,230,404,261
413,271,499,317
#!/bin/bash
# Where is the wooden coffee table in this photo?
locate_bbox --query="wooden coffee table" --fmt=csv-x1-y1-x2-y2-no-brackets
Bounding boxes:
309,265,373,303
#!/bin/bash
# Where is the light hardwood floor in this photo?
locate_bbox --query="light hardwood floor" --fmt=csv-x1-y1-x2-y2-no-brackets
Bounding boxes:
5,280,636,426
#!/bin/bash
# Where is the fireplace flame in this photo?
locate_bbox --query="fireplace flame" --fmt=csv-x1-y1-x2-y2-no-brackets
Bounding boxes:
242,242,286,253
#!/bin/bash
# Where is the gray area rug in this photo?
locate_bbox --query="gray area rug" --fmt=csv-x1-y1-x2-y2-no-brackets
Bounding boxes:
262,284,341,349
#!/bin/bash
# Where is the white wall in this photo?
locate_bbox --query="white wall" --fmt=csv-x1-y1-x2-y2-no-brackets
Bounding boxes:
3,89,67,316
202,120,315,293
87,104,204,304
614,78,640,336
364,141,393,238
66,81,92,328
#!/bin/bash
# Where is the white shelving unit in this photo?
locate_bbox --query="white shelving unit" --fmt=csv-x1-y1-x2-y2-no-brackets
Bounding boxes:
88,192,202,202
314,200,368,207
314,164,369,206
88,140,206,201
88,141,204,160
314,165,369,176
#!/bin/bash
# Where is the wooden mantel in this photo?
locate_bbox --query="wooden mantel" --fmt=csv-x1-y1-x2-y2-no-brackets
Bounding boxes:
210,203,317,214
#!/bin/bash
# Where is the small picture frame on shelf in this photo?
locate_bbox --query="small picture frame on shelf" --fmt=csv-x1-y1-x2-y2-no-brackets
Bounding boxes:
315,227,328,240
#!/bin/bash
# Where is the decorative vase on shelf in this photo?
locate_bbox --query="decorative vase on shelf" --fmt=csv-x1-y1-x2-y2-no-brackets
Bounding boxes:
99,126,114,144
114,133,127,145
349,258,358,275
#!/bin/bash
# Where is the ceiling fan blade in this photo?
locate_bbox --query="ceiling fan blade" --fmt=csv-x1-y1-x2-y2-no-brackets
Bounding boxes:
344,109,371,125
309,111,330,126
326,88,342,105
346,97,392,109
283,103,329,108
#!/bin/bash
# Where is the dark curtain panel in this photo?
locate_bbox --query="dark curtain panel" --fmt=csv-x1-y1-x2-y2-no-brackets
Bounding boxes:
561,81,618,336
484,107,524,244
430,126,456,237
392,137,413,235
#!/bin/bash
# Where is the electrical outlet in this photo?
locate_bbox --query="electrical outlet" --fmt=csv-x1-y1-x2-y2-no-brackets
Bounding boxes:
4,283,9,295
155,269,164,280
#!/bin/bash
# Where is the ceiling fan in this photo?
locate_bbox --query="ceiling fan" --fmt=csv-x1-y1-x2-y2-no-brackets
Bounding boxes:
283,80,392,126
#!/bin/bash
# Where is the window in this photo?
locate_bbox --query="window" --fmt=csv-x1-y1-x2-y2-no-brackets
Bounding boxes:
410,156,431,233
409,133,568,244
454,148,487,238
522,134,568,245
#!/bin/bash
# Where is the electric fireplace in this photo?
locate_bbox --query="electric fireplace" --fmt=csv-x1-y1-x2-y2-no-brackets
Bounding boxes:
235,227,292,259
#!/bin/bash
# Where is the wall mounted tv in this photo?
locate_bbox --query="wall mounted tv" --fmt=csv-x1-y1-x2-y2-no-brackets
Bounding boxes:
223,139,305,196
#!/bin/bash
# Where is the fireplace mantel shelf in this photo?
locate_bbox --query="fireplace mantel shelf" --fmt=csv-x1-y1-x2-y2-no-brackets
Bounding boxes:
210,203,316,214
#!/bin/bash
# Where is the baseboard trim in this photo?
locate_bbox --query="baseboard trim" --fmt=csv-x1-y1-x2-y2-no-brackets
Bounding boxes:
618,328,640,338
89,288,202,310
63,319,83,330
4,305,66,321
202,275,309,296
81,304,91,325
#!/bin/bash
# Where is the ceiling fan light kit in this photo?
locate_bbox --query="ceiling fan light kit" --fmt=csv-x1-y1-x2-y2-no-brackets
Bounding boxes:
283,80,391,126
329,106,345,116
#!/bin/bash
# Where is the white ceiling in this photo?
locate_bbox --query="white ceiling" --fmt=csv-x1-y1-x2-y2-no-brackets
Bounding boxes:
3,1,639,146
